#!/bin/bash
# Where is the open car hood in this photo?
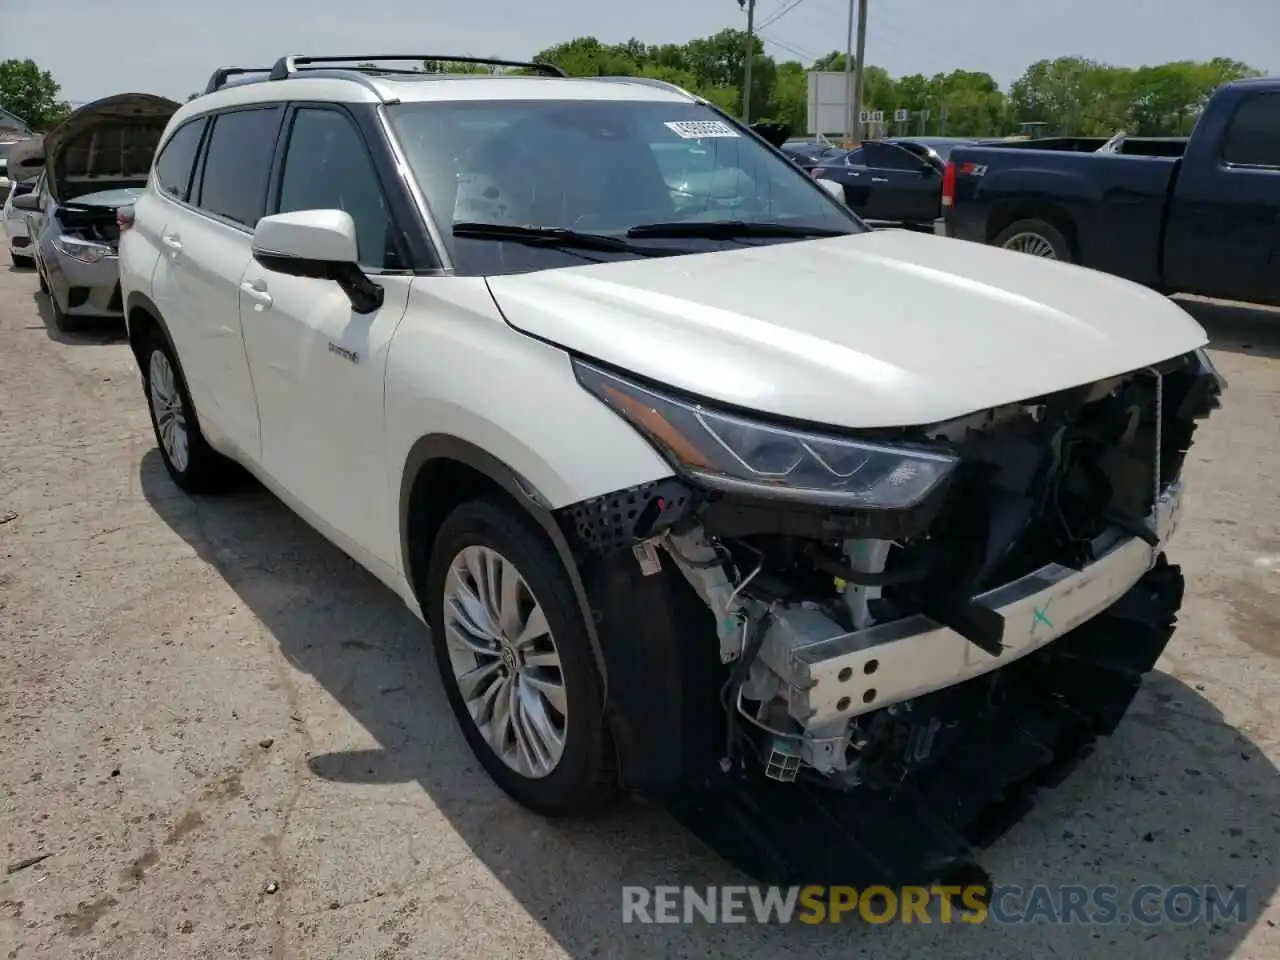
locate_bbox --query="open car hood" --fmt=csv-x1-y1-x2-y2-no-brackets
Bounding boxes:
485,228,1210,429
3,137,45,181
39,93,180,204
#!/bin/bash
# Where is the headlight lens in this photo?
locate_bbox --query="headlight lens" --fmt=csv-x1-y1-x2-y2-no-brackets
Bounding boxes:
573,360,959,508
53,235,112,263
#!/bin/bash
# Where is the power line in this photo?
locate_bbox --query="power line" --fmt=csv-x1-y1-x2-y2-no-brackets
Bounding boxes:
758,31,817,61
757,0,811,31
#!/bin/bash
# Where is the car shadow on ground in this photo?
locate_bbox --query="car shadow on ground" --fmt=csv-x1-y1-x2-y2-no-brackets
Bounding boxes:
1177,296,1280,360
29,288,126,346
137,450,1279,959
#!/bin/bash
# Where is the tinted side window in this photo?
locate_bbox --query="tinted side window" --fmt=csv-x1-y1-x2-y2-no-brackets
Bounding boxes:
1222,93,1280,168
196,107,281,226
864,142,920,171
276,108,400,269
153,117,207,201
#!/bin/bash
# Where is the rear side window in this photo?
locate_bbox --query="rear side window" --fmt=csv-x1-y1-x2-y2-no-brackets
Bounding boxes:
153,117,207,201
195,107,281,226
1222,93,1280,168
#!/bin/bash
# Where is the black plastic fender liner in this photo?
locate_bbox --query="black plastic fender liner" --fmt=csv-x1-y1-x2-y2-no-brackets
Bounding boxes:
663,557,1186,889
575,548,727,793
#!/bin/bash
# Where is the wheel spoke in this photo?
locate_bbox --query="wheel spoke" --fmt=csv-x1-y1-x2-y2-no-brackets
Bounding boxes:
444,620,498,659
468,668,507,729
457,658,502,702
489,674,516,757
508,680,539,774
517,680,562,774
446,564,498,641
481,550,504,625
498,564,523,639
512,604,550,650
521,667,567,716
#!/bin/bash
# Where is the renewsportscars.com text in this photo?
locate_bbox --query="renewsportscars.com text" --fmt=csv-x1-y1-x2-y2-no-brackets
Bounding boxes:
621,884,1248,925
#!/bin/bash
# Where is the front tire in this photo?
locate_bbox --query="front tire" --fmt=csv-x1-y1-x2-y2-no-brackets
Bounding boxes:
425,498,617,817
143,328,238,494
992,218,1073,262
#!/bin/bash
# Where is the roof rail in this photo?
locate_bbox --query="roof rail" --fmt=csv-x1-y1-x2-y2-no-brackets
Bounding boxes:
590,75,701,101
203,66,273,94
267,54,568,81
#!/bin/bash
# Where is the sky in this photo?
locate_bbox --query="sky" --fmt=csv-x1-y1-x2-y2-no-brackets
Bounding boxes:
3,0,1276,105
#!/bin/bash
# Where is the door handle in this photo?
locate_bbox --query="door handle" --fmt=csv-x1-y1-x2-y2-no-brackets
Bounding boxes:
871,177,890,183
240,280,273,310
161,234,182,253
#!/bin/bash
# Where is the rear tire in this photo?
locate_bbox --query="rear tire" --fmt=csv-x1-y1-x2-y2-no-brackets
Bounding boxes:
992,218,1073,262
425,497,617,818
142,327,239,494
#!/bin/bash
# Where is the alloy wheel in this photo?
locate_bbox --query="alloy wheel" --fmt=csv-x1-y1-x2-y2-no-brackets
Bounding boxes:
441,545,568,779
148,349,190,473
1001,231,1058,258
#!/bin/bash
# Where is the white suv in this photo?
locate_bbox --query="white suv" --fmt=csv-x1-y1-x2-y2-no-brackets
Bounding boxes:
119,55,1223,886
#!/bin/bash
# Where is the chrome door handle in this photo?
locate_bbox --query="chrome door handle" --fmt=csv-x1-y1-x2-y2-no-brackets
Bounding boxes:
161,234,182,253
871,177,889,183
240,280,273,309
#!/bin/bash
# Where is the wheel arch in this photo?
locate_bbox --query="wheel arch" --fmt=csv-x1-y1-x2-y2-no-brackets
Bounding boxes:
398,434,607,679
125,290,169,369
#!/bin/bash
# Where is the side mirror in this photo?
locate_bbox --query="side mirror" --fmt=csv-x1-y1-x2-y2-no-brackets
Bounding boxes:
12,192,41,212
251,209,384,314
815,178,845,202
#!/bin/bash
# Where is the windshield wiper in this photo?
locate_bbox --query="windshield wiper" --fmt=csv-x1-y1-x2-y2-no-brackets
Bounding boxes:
451,221,679,257
625,220,851,240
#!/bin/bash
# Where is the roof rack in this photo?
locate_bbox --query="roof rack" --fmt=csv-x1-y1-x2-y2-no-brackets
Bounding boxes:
267,54,568,81
203,67,274,94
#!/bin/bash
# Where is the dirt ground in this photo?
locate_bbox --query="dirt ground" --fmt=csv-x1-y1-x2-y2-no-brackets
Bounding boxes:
0,253,1277,960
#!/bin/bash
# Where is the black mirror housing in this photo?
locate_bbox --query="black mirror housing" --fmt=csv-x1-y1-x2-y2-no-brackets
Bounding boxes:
252,251,385,315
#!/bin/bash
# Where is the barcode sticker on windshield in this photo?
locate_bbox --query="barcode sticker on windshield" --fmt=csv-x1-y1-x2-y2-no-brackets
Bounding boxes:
664,120,741,140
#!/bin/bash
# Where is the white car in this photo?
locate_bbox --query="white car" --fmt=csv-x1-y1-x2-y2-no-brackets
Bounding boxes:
2,174,37,266
119,55,1223,887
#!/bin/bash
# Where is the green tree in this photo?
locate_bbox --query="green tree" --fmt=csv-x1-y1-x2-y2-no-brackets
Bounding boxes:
0,58,70,131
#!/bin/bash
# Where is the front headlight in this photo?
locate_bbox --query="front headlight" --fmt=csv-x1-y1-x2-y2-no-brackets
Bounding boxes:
53,235,112,263
573,360,959,509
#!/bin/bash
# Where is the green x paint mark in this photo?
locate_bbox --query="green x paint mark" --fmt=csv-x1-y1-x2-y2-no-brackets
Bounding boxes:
1030,600,1054,637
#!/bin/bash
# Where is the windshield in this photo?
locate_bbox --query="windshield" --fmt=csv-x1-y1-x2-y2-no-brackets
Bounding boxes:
386,99,866,275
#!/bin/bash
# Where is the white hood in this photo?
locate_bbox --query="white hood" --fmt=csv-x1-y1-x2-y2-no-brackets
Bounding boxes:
485,229,1209,428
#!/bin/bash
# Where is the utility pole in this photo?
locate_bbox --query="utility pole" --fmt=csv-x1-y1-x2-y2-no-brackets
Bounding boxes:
741,0,756,123
843,0,855,146
851,0,868,145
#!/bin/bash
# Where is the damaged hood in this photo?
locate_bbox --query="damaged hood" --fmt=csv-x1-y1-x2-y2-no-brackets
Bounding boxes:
39,93,180,204
485,228,1209,428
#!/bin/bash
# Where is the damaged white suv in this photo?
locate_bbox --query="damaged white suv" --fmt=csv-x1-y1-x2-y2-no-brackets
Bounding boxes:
119,55,1223,889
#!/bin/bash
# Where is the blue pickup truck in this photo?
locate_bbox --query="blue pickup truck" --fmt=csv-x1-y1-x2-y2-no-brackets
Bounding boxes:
941,77,1280,306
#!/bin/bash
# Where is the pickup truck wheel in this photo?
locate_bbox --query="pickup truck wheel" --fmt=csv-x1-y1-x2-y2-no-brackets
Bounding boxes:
426,498,617,818
993,219,1072,262
143,329,239,494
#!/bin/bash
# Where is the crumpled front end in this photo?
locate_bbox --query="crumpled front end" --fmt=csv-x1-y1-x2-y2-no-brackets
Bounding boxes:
553,347,1223,887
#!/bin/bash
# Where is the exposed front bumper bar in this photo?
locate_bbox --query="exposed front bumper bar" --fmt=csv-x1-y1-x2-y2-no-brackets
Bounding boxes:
774,480,1184,728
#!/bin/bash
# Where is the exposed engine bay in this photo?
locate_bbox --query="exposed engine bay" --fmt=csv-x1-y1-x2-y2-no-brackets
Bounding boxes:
56,203,127,251
556,347,1222,887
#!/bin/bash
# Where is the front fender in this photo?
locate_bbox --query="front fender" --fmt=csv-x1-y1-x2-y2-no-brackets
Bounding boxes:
385,277,675,516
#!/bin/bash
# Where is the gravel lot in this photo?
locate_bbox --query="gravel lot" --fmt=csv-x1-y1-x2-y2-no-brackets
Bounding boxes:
0,252,1277,960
